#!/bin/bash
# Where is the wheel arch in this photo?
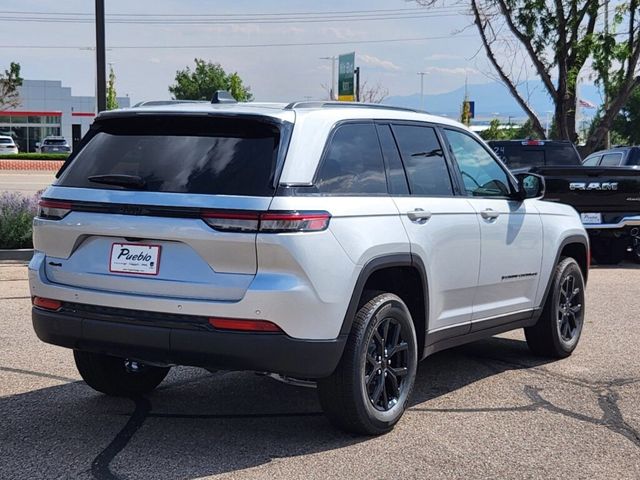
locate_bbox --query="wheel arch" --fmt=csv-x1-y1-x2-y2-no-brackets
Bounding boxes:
538,234,589,311
339,254,429,356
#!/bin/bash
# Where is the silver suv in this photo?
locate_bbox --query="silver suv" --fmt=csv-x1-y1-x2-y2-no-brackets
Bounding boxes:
29,101,589,434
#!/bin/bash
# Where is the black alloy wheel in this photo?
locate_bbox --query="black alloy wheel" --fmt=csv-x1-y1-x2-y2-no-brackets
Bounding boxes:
365,317,410,412
556,274,584,344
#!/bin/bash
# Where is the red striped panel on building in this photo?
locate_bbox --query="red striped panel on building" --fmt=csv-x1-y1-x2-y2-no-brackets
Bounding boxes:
0,111,63,117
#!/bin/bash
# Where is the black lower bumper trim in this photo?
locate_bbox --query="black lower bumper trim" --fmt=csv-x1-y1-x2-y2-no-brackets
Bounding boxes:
32,307,346,378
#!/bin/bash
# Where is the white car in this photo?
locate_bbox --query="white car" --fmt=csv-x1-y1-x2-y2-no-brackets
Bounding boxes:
30,100,589,435
0,135,18,154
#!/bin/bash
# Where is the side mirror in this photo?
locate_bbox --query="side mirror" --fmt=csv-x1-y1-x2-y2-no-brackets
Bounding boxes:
515,172,545,200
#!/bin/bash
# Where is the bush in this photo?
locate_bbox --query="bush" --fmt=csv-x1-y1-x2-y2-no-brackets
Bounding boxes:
0,191,39,249
0,153,69,160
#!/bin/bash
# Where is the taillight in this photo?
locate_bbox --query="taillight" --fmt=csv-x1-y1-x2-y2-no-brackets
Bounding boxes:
522,140,544,146
208,317,283,333
38,199,72,220
201,211,260,232
260,212,331,232
201,210,330,233
32,296,62,311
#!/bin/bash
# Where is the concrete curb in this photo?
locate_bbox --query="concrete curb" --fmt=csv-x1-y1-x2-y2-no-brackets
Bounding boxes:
0,249,34,261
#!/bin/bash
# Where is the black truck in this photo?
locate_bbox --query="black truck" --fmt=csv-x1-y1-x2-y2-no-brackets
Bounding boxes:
489,140,640,264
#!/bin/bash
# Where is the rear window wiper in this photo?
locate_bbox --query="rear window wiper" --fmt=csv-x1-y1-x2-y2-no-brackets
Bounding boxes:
88,174,147,189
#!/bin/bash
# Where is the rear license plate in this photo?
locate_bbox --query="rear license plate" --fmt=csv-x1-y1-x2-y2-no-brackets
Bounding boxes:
580,213,602,224
110,243,161,275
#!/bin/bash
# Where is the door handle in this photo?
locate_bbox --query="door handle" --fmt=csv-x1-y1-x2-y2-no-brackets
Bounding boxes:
480,208,500,220
407,209,433,222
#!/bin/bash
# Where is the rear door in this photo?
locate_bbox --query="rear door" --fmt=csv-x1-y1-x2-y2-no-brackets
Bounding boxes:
36,114,287,301
443,128,543,322
385,122,481,335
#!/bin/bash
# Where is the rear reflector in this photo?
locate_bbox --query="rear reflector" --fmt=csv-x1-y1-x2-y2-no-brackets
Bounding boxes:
38,199,72,220
208,317,283,333
201,210,330,233
32,296,62,311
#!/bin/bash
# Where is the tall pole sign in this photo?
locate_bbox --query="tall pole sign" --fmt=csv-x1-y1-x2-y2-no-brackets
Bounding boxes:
338,52,355,102
95,0,106,112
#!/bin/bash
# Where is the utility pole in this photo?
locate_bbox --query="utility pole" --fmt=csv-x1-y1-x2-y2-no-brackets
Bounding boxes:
320,56,337,100
417,72,427,110
604,0,611,148
354,67,360,102
95,0,106,112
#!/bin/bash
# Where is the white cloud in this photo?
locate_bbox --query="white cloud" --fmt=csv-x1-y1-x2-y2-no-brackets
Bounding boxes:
359,54,401,71
321,27,365,40
425,66,480,76
424,53,464,61
230,24,262,35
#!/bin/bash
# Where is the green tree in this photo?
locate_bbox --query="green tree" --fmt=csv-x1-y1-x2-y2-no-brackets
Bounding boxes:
460,99,471,125
415,0,639,154
106,65,119,110
0,62,23,110
479,118,542,141
612,85,640,145
169,59,253,102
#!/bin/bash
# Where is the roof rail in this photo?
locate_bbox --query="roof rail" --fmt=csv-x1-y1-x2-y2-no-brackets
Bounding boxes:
284,101,421,113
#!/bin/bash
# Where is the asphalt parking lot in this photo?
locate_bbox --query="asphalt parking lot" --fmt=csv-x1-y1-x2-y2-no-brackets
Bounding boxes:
1,262,639,479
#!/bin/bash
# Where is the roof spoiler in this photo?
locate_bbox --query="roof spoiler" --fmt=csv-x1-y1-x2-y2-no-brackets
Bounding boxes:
211,91,237,104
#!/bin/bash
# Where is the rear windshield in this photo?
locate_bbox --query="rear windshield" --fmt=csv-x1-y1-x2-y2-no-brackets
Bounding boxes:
44,139,67,145
0,138,13,144
58,115,282,196
491,143,580,168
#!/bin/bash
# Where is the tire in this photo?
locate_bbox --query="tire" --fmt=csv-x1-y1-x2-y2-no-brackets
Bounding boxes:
591,237,624,265
631,236,640,264
74,350,170,396
525,257,585,358
317,292,418,435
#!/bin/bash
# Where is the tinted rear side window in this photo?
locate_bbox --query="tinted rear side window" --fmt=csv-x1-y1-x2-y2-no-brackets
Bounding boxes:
391,124,453,196
582,155,601,166
491,144,579,168
315,123,387,194
628,150,640,166
58,116,282,196
546,146,580,165
493,146,544,169
600,152,623,166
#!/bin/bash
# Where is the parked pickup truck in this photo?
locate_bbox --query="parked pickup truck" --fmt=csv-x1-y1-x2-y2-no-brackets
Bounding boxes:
489,140,640,264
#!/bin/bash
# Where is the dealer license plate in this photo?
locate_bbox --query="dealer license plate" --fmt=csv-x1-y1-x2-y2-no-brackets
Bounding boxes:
110,243,161,275
580,213,602,224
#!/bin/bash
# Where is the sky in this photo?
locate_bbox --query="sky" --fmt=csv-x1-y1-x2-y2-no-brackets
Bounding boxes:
0,0,496,104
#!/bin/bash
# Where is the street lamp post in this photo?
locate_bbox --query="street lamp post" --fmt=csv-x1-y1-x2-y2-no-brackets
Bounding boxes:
417,72,427,110
320,56,337,100
95,0,106,112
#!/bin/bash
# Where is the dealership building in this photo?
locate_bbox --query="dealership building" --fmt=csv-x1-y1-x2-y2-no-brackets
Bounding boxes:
0,79,130,152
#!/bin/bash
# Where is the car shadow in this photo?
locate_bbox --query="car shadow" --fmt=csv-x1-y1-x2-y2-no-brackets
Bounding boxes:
0,336,554,480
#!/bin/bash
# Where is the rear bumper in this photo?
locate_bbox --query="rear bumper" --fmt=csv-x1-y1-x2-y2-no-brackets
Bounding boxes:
32,306,346,378
583,215,640,230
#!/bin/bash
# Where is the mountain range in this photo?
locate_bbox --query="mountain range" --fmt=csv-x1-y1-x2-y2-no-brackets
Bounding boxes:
384,80,602,122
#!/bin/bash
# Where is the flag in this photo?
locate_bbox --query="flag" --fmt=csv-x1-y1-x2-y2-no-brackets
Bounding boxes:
579,98,596,109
